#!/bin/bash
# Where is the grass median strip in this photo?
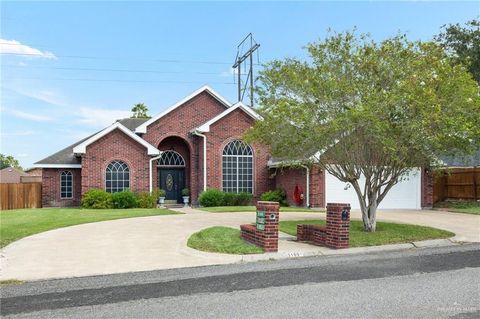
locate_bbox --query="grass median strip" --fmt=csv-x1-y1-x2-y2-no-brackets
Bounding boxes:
187,226,263,254
199,206,324,213
0,208,178,248
433,201,480,215
280,220,455,247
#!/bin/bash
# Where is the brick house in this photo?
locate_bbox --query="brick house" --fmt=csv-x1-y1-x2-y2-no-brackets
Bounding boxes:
35,86,433,208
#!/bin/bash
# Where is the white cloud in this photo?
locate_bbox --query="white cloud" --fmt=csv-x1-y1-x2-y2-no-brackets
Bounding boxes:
16,153,28,158
0,39,57,59
6,108,53,122
220,67,246,77
14,88,65,106
75,107,131,127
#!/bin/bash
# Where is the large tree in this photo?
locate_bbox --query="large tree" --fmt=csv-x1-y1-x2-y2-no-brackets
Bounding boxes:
435,19,480,84
131,103,151,118
246,31,480,232
0,154,22,170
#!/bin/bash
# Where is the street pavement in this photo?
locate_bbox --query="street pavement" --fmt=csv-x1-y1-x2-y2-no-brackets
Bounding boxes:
1,244,479,318
1,208,479,281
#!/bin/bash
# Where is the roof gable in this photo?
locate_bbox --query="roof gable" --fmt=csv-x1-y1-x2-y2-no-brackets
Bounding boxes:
194,102,261,133
73,122,160,155
135,85,231,134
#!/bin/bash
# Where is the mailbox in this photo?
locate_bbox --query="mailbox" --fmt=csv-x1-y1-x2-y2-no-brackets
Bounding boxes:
341,208,349,221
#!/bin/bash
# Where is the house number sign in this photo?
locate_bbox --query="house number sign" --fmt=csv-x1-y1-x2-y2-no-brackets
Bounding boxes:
256,210,265,230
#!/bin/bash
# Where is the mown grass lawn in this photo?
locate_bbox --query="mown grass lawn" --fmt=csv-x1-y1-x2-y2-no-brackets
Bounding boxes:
0,208,178,248
199,206,324,213
279,220,454,247
187,226,263,254
433,201,480,215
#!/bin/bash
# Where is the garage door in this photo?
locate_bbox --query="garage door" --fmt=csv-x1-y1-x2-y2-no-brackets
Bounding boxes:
325,168,421,209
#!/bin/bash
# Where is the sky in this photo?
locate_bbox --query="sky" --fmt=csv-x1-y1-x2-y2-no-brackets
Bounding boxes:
1,1,479,168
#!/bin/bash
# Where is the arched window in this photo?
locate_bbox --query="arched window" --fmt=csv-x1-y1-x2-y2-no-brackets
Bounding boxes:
60,171,73,199
106,160,129,193
222,140,253,193
157,150,185,167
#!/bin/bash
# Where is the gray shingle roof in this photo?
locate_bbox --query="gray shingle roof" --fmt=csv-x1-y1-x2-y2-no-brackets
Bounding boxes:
440,151,480,167
35,118,149,166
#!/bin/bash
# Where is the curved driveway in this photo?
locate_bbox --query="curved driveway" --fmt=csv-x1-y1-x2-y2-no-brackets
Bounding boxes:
1,209,478,281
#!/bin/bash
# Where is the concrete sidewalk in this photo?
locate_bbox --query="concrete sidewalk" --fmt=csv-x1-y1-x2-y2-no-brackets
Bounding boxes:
0,209,478,281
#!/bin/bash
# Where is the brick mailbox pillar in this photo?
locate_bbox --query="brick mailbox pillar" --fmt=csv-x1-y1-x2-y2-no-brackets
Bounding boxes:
297,202,351,249
240,201,280,252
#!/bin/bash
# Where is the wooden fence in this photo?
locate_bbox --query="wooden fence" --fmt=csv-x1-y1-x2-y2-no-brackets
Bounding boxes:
433,168,479,203
0,183,42,210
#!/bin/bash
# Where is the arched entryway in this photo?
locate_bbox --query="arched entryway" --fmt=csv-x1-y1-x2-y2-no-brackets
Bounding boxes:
157,136,190,204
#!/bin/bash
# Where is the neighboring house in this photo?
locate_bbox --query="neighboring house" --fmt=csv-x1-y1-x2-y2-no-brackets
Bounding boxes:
0,167,29,183
439,151,480,168
25,167,43,176
34,85,433,209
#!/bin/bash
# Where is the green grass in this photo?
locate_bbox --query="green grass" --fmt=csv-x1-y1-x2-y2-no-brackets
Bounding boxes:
433,201,480,215
0,208,178,248
0,279,25,286
187,226,264,254
279,220,454,247
198,206,324,213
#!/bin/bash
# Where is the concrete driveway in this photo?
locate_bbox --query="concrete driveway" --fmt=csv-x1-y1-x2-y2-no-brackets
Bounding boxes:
1,209,478,281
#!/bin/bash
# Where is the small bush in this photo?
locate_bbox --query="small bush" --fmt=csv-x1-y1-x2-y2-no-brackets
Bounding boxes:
111,190,137,209
235,192,253,206
136,192,157,208
181,188,190,196
199,189,225,207
260,188,288,206
82,189,113,209
223,192,238,206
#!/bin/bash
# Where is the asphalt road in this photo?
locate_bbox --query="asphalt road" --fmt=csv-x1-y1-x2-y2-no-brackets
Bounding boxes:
1,244,479,318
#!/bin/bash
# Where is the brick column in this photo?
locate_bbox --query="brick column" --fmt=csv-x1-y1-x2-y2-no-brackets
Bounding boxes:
325,203,350,249
240,201,280,252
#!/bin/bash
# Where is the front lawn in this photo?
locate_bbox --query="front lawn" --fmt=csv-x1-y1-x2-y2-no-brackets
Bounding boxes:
187,226,263,254
279,220,454,247
0,208,177,248
199,206,324,213
433,201,480,215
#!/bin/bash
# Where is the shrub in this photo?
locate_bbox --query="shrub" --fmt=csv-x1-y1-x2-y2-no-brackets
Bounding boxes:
181,188,190,196
199,189,225,207
223,192,237,206
260,188,288,206
82,188,113,209
111,190,137,209
136,192,157,208
157,189,166,197
235,192,253,206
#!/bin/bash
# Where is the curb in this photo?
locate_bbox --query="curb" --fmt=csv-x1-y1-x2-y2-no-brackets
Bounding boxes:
240,237,461,263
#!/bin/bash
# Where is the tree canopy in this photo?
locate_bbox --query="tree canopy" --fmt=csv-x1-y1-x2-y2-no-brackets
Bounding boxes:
435,19,480,84
246,31,480,231
131,103,151,118
0,154,23,170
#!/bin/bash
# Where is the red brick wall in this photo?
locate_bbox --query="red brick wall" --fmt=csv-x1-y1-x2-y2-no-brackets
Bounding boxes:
206,108,274,200
274,166,325,208
42,168,82,207
81,129,151,195
142,91,228,203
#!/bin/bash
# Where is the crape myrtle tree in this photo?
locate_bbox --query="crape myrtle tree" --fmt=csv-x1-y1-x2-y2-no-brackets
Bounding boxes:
246,31,480,232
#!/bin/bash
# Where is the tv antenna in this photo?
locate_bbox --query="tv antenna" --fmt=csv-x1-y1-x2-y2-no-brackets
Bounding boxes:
232,33,260,107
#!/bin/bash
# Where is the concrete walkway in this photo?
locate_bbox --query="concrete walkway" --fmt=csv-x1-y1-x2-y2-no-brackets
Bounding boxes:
1,209,478,281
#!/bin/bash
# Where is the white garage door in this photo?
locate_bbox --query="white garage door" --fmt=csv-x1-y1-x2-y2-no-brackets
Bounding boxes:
325,168,421,209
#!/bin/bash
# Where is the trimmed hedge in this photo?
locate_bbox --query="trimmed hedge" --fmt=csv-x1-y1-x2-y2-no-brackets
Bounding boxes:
81,189,162,209
198,189,253,207
82,189,113,209
260,188,288,206
112,190,137,209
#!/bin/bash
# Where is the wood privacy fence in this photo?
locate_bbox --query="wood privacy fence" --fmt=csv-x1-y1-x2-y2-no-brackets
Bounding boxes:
0,183,42,210
433,168,479,203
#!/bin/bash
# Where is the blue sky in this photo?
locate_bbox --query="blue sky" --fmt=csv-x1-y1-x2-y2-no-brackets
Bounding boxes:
1,1,478,168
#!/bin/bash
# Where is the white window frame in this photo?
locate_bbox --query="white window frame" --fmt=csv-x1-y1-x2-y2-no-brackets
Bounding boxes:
105,160,130,193
222,140,254,194
60,170,73,199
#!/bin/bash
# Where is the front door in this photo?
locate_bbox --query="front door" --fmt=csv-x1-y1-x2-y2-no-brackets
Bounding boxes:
159,169,184,203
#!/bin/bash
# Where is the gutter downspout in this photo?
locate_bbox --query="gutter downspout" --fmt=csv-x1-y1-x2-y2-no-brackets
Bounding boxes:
192,130,207,192
149,153,163,193
300,165,310,208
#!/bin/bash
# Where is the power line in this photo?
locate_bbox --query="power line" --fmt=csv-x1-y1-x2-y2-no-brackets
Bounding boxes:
2,64,248,76
1,52,260,66
6,76,236,85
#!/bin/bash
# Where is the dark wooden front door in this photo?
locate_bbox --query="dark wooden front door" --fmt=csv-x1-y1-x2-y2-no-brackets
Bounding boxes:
159,169,185,203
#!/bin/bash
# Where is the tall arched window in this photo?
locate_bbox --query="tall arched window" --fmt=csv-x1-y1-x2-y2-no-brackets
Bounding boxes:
60,171,73,199
222,140,253,193
106,160,129,193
